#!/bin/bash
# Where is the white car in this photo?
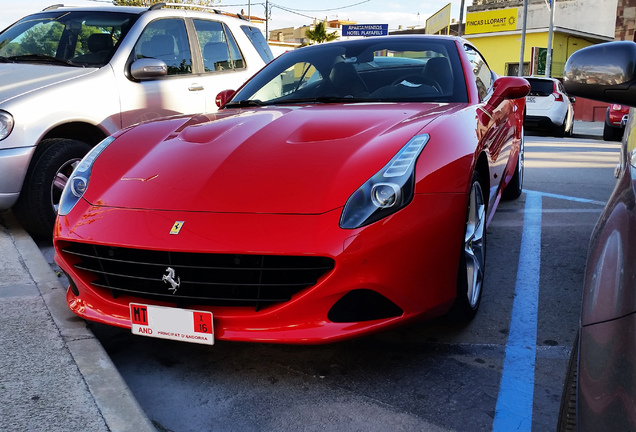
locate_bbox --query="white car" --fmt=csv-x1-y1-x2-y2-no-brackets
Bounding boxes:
524,76,575,137
0,4,273,236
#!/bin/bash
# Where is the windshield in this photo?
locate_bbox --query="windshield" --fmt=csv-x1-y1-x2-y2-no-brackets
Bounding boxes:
228,37,468,107
0,11,138,67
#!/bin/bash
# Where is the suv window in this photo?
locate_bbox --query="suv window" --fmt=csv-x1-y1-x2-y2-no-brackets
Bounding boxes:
241,25,274,63
134,18,192,75
464,45,493,101
194,19,244,72
527,79,554,96
0,11,136,66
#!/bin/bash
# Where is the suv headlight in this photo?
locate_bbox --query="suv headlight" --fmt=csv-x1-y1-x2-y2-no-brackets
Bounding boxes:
0,111,14,141
58,136,114,216
340,135,429,229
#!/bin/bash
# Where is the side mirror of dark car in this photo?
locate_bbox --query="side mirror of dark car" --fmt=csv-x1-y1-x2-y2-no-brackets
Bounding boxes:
216,89,236,107
130,58,168,80
485,76,530,111
563,41,636,107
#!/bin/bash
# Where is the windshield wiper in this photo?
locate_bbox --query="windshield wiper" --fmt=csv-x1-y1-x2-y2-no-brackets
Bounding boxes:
8,54,76,67
224,99,267,108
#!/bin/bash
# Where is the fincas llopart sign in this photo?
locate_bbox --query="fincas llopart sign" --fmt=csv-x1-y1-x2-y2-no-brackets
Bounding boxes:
465,8,518,35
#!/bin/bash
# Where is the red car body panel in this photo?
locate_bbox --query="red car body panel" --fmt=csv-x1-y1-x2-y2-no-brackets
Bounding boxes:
53,35,528,344
84,103,467,214
57,191,465,343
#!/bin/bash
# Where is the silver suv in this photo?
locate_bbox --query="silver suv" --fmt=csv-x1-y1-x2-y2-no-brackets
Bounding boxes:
0,3,273,236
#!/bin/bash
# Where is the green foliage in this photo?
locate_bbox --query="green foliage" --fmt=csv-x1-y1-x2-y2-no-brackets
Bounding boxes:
304,21,339,45
19,22,64,56
0,15,124,62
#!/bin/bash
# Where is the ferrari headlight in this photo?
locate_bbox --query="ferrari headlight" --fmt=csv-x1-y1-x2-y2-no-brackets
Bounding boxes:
58,136,114,216
340,134,428,229
0,111,14,141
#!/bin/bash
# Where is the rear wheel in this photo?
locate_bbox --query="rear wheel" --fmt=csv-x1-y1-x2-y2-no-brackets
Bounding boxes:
603,122,623,141
448,171,486,321
13,138,91,237
555,121,567,137
502,131,524,200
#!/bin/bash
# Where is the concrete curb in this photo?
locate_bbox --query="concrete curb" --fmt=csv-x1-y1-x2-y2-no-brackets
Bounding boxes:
3,212,156,432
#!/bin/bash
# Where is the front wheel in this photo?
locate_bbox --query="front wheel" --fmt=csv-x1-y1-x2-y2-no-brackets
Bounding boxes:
448,171,486,322
13,138,91,237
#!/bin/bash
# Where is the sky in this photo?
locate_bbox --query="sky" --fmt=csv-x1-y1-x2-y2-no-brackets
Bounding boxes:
0,0,472,32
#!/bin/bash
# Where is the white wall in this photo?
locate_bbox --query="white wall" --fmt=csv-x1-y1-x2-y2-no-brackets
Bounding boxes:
525,0,617,38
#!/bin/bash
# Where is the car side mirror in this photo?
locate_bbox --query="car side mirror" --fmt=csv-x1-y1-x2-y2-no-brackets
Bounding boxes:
569,96,576,103
215,89,236,108
130,58,168,80
563,41,636,107
485,76,530,111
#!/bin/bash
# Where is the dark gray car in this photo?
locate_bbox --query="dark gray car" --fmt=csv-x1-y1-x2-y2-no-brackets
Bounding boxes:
559,40,636,431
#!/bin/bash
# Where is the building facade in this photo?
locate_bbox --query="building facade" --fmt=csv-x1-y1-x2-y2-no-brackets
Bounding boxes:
465,0,616,77
616,0,636,41
465,0,619,120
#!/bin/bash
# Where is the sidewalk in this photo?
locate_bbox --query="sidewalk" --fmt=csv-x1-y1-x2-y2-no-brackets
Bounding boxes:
0,210,155,432
572,120,603,138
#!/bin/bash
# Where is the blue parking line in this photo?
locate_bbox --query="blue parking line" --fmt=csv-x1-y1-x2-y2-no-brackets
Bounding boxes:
493,191,543,431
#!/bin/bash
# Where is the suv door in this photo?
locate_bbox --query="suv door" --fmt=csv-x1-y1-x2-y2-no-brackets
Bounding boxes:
119,17,206,126
464,43,514,206
192,18,254,112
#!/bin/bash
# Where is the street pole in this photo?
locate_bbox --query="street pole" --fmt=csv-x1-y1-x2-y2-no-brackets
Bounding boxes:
265,0,269,40
546,0,555,77
518,0,528,76
458,0,465,36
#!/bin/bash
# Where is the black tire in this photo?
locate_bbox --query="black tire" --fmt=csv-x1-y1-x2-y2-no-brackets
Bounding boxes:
557,331,579,432
603,122,623,141
502,130,524,200
13,138,91,237
555,121,567,138
448,171,486,322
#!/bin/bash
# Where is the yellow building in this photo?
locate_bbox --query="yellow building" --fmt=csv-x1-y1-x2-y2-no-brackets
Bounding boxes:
467,30,602,78
464,0,615,78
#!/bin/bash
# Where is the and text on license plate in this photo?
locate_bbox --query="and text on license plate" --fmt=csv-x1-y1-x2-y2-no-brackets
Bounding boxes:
129,303,214,345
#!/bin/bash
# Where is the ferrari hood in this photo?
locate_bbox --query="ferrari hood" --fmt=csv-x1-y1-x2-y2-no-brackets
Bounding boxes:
88,103,462,214
0,63,96,104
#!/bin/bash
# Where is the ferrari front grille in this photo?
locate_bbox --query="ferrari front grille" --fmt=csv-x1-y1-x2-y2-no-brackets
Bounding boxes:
60,242,335,309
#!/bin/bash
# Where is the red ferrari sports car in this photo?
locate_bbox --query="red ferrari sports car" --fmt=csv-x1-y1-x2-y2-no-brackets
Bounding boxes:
54,35,529,344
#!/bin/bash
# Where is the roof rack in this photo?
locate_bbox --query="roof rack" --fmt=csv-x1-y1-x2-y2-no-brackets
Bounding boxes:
155,2,249,20
148,2,165,11
43,4,65,11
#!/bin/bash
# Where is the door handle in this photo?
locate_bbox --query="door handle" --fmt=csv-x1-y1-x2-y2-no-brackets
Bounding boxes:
189,83,204,91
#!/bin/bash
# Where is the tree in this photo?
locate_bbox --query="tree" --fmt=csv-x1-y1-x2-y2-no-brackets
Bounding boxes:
114,0,218,7
304,21,339,45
